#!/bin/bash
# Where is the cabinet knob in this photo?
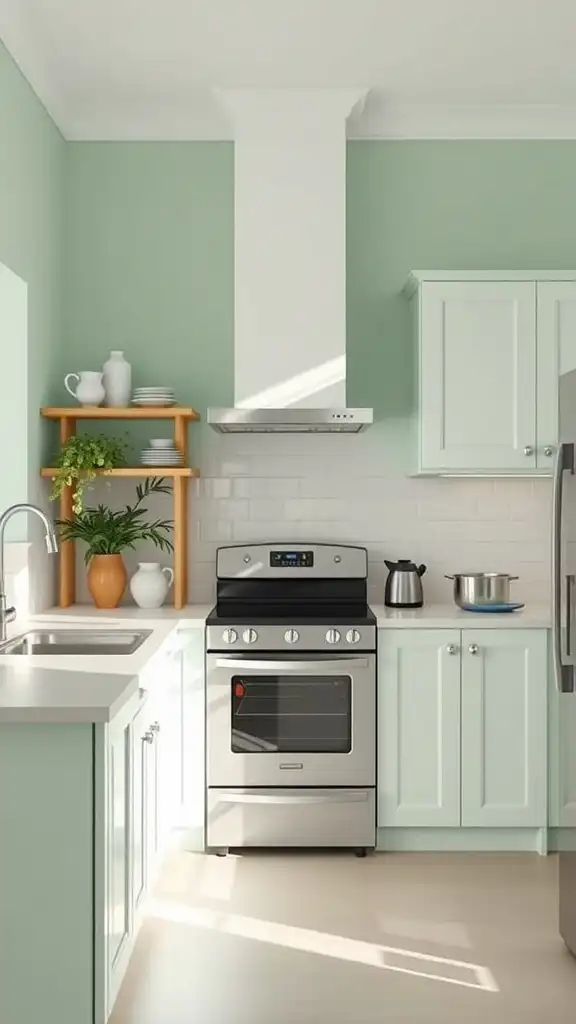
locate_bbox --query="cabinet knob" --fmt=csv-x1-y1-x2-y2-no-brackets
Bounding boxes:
143,730,155,744
150,721,160,733
446,644,457,654
544,446,554,457
468,644,479,655
523,446,534,456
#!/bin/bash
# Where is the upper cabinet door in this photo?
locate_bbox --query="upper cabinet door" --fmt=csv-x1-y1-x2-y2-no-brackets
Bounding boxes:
378,629,461,828
536,282,576,468
419,282,537,471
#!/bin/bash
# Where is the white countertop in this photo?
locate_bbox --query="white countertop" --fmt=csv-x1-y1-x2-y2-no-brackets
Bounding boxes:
373,603,551,629
0,601,551,725
0,605,210,725
39,603,213,629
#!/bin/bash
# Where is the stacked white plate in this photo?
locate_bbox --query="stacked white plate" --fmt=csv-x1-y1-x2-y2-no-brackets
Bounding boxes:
132,387,176,407
139,445,184,467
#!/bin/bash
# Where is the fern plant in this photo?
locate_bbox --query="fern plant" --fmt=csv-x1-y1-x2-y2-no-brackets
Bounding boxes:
57,478,174,564
50,434,128,513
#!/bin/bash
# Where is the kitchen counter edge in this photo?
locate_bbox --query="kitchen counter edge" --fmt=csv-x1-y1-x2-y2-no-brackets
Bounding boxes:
0,607,210,725
374,603,551,629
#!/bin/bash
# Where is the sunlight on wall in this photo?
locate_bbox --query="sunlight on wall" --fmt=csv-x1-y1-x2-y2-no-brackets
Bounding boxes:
236,356,346,409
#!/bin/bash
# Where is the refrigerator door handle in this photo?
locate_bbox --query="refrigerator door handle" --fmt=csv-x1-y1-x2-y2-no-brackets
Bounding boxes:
567,574,575,658
553,443,575,692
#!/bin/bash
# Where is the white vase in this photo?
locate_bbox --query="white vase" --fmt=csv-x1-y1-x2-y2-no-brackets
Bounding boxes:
64,371,105,406
130,562,174,609
103,350,132,407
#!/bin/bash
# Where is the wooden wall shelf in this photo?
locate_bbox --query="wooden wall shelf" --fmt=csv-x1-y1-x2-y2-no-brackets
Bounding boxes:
40,467,200,479
40,406,200,609
41,405,200,421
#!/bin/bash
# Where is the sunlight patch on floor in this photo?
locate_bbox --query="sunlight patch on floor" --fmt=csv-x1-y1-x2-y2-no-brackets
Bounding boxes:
198,851,240,901
147,898,499,993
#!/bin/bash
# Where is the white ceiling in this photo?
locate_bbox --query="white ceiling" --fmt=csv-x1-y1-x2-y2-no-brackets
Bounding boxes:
3,0,576,139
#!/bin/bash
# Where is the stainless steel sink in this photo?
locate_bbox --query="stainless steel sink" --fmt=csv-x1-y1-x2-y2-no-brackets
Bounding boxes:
0,629,153,656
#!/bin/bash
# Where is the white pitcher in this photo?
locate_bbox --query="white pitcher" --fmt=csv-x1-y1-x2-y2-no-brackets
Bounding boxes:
130,562,174,609
64,371,105,407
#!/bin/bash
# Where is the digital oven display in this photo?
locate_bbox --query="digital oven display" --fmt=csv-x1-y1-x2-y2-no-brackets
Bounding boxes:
270,550,314,568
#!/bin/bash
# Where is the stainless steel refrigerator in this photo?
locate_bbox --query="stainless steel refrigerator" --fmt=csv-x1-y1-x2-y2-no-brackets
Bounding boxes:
553,367,576,958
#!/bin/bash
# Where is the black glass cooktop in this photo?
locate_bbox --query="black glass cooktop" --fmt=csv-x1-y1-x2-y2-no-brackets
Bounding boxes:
206,605,376,627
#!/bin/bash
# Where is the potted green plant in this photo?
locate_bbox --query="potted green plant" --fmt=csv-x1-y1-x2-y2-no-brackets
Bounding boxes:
58,478,174,609
50,434,128,514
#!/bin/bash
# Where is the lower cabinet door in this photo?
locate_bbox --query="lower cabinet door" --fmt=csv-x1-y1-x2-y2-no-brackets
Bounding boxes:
131,707,149,911
550,689,576,828
106,714,132,992
378,629,461,827
461,630,547,827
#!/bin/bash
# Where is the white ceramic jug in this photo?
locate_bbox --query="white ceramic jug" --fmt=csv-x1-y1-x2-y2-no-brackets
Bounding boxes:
103,350,131,407
65,371,105,407
130,562,174,609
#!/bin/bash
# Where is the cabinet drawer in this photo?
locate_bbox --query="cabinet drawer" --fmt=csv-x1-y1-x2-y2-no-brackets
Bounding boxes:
207,788,375,848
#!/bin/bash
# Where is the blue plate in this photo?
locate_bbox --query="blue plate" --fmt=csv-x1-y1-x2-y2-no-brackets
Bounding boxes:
462,602,525,613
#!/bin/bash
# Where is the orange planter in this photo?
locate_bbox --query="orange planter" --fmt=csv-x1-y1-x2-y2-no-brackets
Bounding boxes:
87,554,127,609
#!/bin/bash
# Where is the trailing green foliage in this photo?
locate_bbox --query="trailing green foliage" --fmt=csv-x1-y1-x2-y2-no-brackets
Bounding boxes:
58,478,174,564
50,434,128,513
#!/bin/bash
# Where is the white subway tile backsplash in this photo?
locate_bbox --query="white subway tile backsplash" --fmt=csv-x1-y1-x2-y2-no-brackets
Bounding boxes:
202,478,233,499
186,426,553,605
283,498,351,521
233,477,300,498
248,499,287,521
199,519,234,542
198,499,250,522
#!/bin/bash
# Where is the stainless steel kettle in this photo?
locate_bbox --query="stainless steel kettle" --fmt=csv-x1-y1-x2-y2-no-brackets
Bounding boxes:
384,559,426,608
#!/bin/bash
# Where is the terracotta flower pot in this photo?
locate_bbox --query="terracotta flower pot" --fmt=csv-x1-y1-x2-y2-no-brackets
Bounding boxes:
87,554,127,609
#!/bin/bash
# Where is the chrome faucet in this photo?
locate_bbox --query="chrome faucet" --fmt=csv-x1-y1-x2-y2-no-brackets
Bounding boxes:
0,503,58,641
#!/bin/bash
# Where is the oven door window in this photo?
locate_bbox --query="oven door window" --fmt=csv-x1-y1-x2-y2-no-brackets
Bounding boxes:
231,674,352,754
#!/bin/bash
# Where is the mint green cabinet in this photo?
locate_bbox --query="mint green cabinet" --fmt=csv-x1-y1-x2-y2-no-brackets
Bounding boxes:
181,628,205,848
536,282,576,467
549,685,576,828
416,280,537,472
378,629,461,826
131,705,148,912
0,634,205,1024
105,707,133,1011
461,630,547,827
409,272,576,475
378,628,548,832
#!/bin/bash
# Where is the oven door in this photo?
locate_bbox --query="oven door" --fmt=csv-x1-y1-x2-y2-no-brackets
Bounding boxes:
206,653,375,787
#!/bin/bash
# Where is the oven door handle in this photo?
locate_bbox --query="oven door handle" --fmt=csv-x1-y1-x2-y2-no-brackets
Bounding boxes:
214,658,370,673
218,790,369,806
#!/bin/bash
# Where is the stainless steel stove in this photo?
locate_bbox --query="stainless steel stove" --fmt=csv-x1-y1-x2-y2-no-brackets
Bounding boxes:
205,543,376,855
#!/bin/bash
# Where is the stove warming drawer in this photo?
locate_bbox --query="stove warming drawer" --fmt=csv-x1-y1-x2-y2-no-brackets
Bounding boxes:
207,787,375,849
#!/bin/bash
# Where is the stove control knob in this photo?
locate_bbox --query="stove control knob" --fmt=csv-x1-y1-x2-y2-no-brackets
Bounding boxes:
284,628,299,644
242,628,258,645
222,629,238,645
325,629,341,645
346,629,361,645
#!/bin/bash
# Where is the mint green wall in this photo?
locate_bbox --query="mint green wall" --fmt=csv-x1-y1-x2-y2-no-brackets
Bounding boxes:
0,40,63,534
63,140,576,429
347,141,576,419
63,143,233,417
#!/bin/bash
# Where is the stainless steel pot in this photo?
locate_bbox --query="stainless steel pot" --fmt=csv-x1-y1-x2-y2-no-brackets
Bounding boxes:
445,572,519,608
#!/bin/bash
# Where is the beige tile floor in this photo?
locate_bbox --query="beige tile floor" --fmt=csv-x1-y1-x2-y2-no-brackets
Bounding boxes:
111,850,576,1024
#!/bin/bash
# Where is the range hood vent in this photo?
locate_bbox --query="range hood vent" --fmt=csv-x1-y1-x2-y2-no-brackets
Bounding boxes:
208,408,372,433
208,88,373,435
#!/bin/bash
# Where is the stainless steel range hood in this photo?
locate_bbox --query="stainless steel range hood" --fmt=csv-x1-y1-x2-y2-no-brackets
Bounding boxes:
208,88,373,435
208,408,372,434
